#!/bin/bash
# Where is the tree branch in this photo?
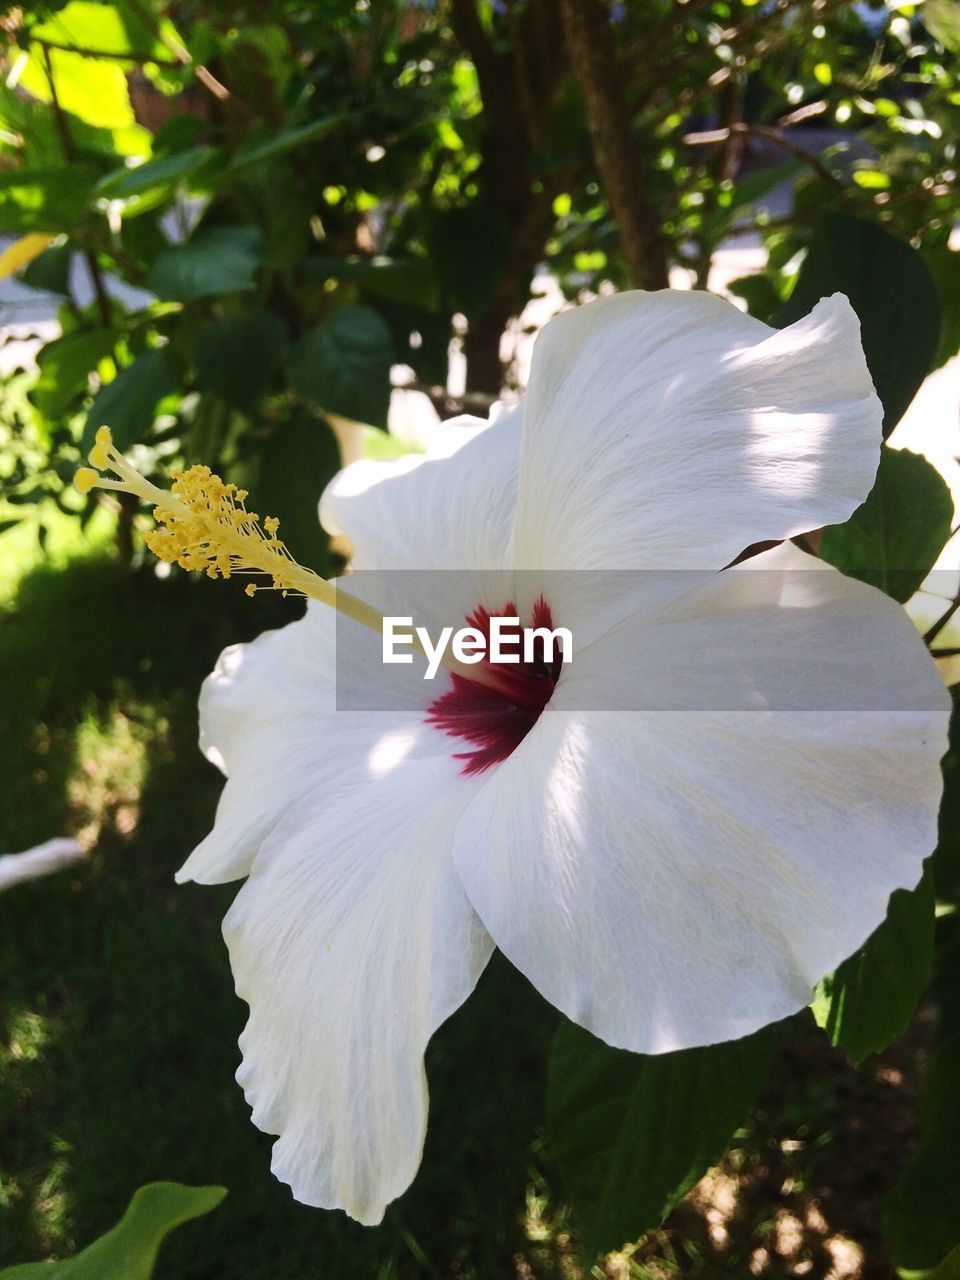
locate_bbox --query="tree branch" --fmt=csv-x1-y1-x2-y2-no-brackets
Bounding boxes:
558,0,668,290
682,123,846,191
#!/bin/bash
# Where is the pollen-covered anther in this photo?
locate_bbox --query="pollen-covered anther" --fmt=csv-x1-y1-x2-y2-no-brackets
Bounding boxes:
69,428,404,654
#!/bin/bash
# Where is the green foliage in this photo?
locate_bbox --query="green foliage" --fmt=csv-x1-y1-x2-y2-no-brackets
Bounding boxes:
146,227,263,303
82,348,179,452
547,1020,778,1258
819,447,955,603
884,1034,960,1272
193,311,287,412
0,167,97,233
777,214,941,437
288,306,394,427
812,870,935,1064
0,1183,226,1279
256,410,340,574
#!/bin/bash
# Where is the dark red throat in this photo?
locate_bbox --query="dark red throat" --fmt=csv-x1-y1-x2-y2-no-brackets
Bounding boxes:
426,597,563,775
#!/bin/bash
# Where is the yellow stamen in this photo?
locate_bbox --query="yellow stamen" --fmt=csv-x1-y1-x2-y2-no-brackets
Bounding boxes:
71,427,478,679
74,467,99,495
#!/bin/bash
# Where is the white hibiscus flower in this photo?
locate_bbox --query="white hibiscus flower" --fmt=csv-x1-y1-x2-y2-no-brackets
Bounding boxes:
77,289,949,1227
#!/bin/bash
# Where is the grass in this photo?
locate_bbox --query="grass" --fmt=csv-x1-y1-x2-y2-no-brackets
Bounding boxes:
0,533,942,1279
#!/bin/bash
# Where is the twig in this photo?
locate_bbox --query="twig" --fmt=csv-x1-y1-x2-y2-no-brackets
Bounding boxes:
0,839,88,893
33,36,179,67
924,595,960,646
399,379,496,418
682,123,845,190
122,0,230,100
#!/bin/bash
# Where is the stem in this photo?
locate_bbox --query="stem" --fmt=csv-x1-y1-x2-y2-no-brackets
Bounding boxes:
558,0,668,290
924,595,960,647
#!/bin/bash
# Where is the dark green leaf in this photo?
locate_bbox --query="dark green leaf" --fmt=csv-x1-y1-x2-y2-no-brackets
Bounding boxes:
884,1033,960,1271
256,409,340,575
548,1020,778,1258
923,1243,960,1280
97,147,217,201
932,688,960,904
927,247,960,370
0,1181,225,1279
777,212,941,436
21,241,72,295
288,305,393,427
147,226,262,302
0,166,97,233
194,310,286,411
83,348,179,452
428,204,510,319
301,254,440,311
812,868,934,1063
226,114,347,175
32,327,117,421
819,446,954,602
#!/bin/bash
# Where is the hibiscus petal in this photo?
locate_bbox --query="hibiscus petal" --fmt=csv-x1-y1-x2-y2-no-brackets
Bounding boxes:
223,750,493,1223
177,606,338,885
178,598,443,886
514,291,882,578
452,548,948,1052
320,404,521,571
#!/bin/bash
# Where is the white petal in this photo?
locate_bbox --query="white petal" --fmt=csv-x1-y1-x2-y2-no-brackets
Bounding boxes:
223,750,493,1224
178,608,337,885
514,291,882,576
567,541,949,712
178,598,441,886
453,554,948,1052
320,405,521,571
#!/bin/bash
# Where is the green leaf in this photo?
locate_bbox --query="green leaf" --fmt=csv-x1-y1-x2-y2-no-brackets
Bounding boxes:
18,44,134,131
925,0,960,51
927,247,960,371
0,1181,225,1279
226,113,347,175
301,254,440,311
31,327,116,420
194,310,286,411
0,167,97,233
147,226,262,302
884,1033,960,1271
819,447,954,603
932,688,960,904
256,410,340,575
912,1243,960,1280
288,305,393,427
97,146,216,201
812,868,934,1063
20,241,72,295
548,1020,778,1258
428,204,510,319
777,212,941,436
27,1,183,60
83,348,179,451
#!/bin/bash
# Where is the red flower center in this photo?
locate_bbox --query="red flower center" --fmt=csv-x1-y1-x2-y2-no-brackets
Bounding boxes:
426,597,564,775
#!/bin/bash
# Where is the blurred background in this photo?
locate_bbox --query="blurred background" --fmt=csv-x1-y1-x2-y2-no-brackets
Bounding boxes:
1,1,959,1276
